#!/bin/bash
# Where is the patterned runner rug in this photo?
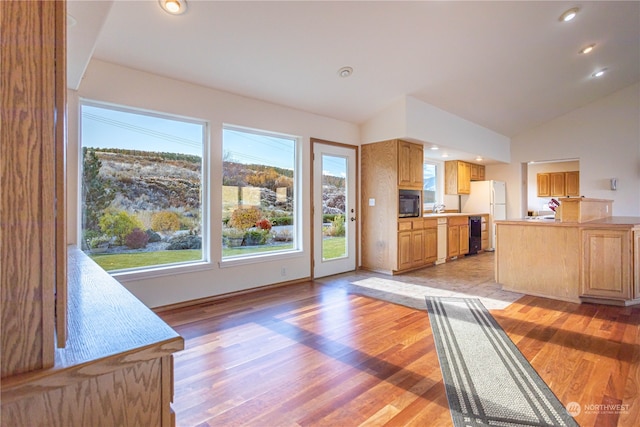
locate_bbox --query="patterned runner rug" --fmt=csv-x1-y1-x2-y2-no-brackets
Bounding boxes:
425,297,578,427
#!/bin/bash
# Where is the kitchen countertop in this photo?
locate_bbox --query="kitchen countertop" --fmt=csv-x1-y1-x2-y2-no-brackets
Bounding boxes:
497,216,640,227
422,212,488,218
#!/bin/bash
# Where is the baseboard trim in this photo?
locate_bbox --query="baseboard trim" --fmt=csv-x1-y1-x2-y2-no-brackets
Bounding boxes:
152,276,311,313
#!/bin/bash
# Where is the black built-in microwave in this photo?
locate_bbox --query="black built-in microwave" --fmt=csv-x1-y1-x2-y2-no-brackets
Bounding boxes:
399,190,421,218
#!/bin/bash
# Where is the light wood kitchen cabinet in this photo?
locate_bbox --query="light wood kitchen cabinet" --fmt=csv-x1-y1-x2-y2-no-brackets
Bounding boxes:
397,219,437,271
445,161,471,195
537,173,550,197
470,163,485,181
481,215,489,250
424,222,438,263
362,140,428,274
447,216,469,258
537,171,579,197
581,228,633,300
565,171,580,196
550,172,566,197
398,140,424,189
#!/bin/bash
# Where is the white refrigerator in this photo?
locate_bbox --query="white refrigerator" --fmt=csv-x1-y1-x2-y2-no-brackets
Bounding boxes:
461,180,506,251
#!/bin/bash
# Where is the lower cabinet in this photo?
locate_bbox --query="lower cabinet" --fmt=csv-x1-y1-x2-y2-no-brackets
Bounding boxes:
447,216,469,258
397,218,437,272
580,228,635,301
481,215,489,250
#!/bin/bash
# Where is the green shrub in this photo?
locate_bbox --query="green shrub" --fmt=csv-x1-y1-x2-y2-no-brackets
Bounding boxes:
323,214,337,223
125,228,149,249
99,210,144,245
244,229,269,245
145,229,162,243
151,211,181,233
327,214,345,237
88,234,111,249
167,234,202,250
270,215,293,226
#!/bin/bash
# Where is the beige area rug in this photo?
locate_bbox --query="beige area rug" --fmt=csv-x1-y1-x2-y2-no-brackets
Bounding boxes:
319,253,523,311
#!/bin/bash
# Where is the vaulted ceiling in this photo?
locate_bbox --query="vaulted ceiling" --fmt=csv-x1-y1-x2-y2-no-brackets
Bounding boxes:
68,1,640,139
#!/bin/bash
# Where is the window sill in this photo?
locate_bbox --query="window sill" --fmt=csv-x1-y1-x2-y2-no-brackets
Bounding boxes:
219,249,304,268
112,259,213,283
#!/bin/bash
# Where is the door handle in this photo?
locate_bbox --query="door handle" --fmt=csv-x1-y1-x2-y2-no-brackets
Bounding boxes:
350,217,356,222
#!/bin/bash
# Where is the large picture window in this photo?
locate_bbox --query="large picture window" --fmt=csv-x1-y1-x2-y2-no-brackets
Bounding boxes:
222,126,298,259
80,102,206,273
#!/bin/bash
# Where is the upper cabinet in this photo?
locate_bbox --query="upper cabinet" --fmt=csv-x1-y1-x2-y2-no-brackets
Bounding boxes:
565,171,580,196
537,171,579,198
537,173,550,197
445,160,484,195
470,163,485,181
550,172,566,197
398,140,424,189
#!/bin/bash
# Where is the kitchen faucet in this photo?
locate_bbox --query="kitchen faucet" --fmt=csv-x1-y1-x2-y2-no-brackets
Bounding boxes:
433,203,446,213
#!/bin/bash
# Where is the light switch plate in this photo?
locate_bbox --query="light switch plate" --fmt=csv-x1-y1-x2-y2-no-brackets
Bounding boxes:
369,198,375,206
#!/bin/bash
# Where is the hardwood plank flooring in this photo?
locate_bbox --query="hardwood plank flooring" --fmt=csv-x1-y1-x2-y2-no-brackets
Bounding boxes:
159,253,640,426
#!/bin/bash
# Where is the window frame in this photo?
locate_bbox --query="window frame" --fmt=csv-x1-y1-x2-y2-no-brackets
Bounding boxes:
219,124,303,266
423,159,444,211
78,99,211,280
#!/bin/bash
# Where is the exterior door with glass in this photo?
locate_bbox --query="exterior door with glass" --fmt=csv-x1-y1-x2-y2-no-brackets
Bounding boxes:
312,141,357,278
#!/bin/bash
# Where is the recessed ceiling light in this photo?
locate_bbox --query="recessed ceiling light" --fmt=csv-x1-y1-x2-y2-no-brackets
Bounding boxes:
338,66,353,78
591,68,607,78
441,153,449,158
159,0,188,15
430,145,439,151
475,156,483,162
579,44,596,55
559,7,579,22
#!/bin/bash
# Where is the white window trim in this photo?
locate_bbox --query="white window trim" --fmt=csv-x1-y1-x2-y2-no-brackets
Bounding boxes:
220,124,303,264
78,99,211,277
423,159,444,211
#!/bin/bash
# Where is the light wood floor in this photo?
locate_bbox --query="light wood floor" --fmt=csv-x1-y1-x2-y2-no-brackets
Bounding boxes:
159,253,640,427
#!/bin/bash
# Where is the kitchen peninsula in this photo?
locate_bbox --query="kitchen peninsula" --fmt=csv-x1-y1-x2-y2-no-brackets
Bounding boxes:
495,198,640,306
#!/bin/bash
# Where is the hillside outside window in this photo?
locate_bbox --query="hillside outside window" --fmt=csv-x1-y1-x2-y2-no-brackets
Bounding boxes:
221,126,299,260
79,102,207,274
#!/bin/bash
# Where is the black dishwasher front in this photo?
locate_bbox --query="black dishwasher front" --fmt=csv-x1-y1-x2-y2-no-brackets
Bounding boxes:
469,216,482,255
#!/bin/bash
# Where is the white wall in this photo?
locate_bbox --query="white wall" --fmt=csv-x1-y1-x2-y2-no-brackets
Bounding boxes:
70,60,360,308
361,96,511,164
489,83,640,218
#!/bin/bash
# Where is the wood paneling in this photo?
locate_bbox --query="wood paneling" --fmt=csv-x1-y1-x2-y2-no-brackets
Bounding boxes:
2,359,164,427
496,223,582,302
1,0,61,377
361,141,397,273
